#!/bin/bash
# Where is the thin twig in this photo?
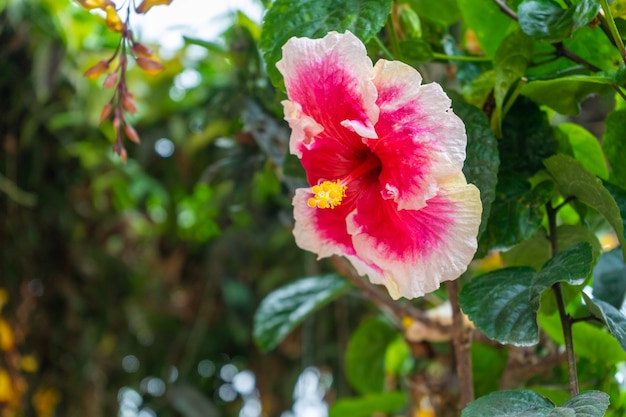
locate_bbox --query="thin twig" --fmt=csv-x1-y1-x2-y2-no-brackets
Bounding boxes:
446,280,474,409
330,256,445,330
493,0,518,20
546,202,579,396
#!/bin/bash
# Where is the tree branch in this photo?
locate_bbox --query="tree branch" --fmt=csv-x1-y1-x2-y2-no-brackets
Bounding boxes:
446,280,474,409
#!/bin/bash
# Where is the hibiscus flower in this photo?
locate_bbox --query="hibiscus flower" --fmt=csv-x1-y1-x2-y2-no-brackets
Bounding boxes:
277,31,482,299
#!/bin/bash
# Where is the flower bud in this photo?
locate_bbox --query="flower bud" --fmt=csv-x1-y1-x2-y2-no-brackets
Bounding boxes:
136,57,164,75
398,6,422,40
121,94,138,114
124,124,141,144
99,103,113,123
84,60,109,80
103,72,117,88
104,5,123,32
131,42,153,58
136,0,172,14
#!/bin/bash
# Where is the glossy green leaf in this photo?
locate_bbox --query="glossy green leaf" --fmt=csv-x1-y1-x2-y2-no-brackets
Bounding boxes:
453,98,500,239
345,317,398,394
463,389,609,417
544,154,626,258
260,0,392,86
404,0,461,26
502,225,601,271
556,123,609,179
500,97,558,176
603,109,626,185
522,75,614,116
603,181,626,243
460,267,538,345
558,391,610,417
253,274,350,352
518,0,601,42
480,179,553,251
584,294,626,352
539,311,626,363
457,0,517,57
462,390,555,417
329,391,407,417
593,247,626,309
529,242,594,308
493,30,534,132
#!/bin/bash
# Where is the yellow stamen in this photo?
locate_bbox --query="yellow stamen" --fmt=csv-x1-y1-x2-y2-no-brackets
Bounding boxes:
307,180,347,209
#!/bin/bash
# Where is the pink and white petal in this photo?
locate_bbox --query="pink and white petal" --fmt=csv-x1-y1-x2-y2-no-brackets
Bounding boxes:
292,187,358,260
371,60,467,210
283,100,324,158
346,173,482,299
277,31,379,154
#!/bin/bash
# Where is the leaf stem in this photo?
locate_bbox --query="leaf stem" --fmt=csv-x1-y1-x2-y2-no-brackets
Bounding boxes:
446,280,474,409
546,201,579,396
432,52,492,62
373,35,395,61
493,0,518,20
599,0,626,66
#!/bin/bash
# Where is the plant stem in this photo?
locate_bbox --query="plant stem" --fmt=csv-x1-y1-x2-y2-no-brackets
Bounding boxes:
546,202,579,396
493,0,518,20
599,0,626,65
446,280,474,409
432,52,491,62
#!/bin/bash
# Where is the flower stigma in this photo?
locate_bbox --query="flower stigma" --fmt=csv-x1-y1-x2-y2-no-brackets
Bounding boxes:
307,180,347,209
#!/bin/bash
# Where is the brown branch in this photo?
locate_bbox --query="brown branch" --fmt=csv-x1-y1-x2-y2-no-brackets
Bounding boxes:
493,0,519,20
446,280,474,410
330,256,448,333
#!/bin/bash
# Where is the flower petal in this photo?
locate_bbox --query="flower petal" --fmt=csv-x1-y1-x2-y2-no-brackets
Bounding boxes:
277,31,379,158
371,60,467,210
292,187,358,259
346,173,482,299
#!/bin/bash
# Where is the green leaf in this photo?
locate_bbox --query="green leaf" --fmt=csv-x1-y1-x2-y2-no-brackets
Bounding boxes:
593,247,626,309
603,181,626,243
556,123,609,179
518,0,601,42
457,0,517,57
493,30,534,133
463,389,609,417
529,242,594,308
544,154,626,258
559,390,610,417
480,178,553,251
539,311,626,364
253,274,350,352
521,75,615,116
260,0,392,87
584,294,626,352
602,108,626,185
453,98,500,239
500,97,558,176
462,390,555,417
460,267,538,345
461,243,593,345
472,343,509,397
345,317,398,394
329,391,407,417
503,225,601,271
384,336,412,376
404,0,461,26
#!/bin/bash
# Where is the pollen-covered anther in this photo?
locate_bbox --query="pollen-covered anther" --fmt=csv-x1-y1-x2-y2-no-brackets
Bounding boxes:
307,180,347,209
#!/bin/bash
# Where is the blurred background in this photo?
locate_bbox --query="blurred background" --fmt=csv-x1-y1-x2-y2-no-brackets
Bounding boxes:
0,1,368,416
